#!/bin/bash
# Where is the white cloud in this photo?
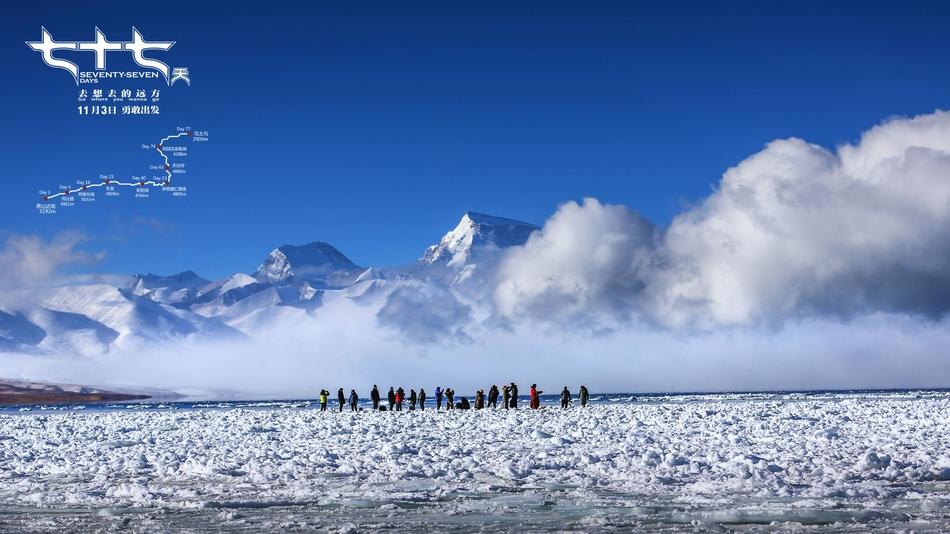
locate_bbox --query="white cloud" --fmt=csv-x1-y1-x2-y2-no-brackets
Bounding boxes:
0,231,103,290
495,110,950,330
494,198,657,330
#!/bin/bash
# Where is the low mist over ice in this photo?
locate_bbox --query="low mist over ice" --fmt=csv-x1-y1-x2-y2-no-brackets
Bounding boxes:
3,111,950,396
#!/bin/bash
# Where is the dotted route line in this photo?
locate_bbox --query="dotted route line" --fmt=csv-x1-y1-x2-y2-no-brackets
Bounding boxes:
42,131,193,202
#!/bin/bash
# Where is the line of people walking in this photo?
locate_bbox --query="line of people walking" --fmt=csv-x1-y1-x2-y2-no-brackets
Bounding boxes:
316,384,591,411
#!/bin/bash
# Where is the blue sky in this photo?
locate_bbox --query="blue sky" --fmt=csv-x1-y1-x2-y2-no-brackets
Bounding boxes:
2,1,949,279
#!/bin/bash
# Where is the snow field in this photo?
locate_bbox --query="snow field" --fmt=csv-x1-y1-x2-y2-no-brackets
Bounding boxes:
1,395,949,530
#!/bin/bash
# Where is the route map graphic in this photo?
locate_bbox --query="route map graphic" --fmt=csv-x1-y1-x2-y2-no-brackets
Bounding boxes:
35,127,208,214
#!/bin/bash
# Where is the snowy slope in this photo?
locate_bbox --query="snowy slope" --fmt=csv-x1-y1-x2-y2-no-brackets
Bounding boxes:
128,271,211,304
39,285,241,349
25,308,118,356
208,273,256,294
0,310,46,352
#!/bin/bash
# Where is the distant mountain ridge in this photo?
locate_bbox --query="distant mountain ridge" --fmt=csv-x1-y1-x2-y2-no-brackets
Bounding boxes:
0,212,538,354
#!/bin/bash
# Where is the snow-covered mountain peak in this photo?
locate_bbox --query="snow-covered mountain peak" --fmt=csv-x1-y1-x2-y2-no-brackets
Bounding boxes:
254,241,362,285
420,211,538,267
128,271,211,304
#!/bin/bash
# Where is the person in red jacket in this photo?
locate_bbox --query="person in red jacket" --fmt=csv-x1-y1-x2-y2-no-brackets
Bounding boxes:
395,387,404,411
530,384,543,409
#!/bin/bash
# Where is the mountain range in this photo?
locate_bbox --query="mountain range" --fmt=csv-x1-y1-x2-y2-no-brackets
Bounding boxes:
0,212,539,354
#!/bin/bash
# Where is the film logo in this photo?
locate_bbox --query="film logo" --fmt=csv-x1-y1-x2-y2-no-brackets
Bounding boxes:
27,27,190,86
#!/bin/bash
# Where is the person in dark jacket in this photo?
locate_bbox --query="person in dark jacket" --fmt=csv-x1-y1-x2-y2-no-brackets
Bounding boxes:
371,385,381,410
579,385,589,408
509,383,519,409
409,389,417,410
457,396,471,410
388,387,396,411
502,384,511,409
488,385,499,408
560,386,571,409
445,388,455,410
338,388,346,412
419,388,427,411
435,386,443,410
475,389,484,409
349,389,359,411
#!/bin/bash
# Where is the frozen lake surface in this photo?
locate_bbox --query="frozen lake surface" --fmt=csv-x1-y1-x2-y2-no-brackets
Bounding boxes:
1,391,949,532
